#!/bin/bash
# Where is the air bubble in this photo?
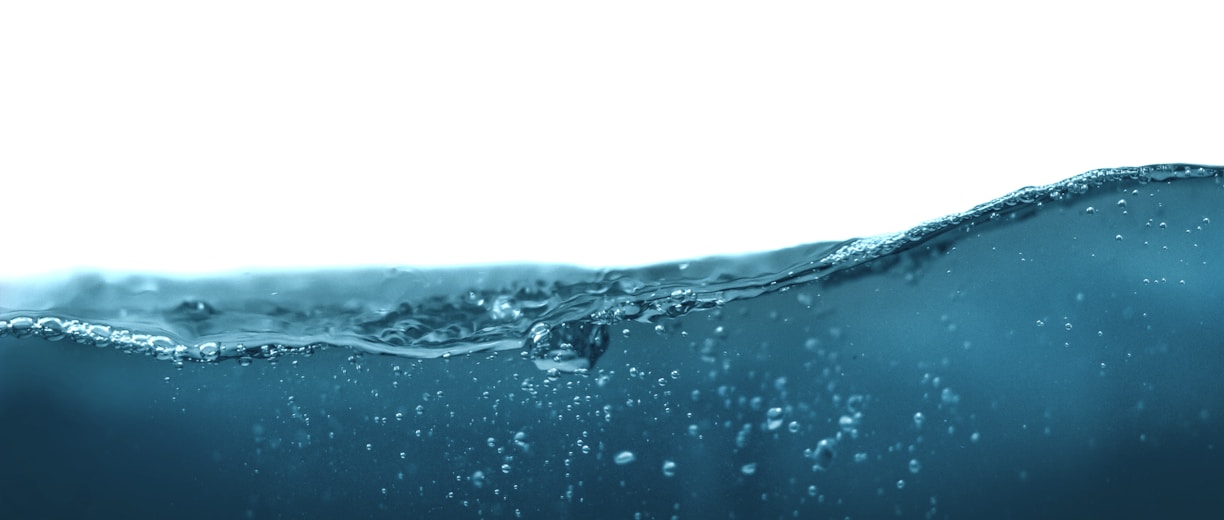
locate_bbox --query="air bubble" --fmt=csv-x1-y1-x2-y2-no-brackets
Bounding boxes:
810,438,835,470
661,460,677,477
614,451,636,465
766,407,784,431
198,342,220,362
913,412,925,428
741,463,757,476
9,316,35,337
908,459,922,474
36,317,65,341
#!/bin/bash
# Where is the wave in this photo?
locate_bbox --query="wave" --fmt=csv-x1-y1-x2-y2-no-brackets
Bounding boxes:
1,163,1220,371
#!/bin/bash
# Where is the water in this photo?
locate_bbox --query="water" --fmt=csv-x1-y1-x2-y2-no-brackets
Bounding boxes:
2,163,1223,518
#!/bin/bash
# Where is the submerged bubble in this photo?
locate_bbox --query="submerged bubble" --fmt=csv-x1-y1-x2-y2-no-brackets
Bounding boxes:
810,438,836,471
614,451,636,465
766,407,785,431
661,460,677,477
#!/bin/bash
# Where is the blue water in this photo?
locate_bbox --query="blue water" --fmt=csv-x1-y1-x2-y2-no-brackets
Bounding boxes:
2,164,1222,519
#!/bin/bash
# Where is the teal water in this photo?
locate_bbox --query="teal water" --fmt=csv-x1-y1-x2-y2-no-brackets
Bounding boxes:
2,164,1223,519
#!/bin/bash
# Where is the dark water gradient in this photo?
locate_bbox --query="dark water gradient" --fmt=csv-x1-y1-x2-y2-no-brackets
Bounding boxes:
3,165,1224,519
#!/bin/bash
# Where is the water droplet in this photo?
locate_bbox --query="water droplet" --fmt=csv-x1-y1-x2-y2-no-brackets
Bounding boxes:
614,451,636,465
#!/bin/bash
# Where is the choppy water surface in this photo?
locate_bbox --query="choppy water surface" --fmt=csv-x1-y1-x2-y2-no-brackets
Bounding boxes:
3,164,1223,519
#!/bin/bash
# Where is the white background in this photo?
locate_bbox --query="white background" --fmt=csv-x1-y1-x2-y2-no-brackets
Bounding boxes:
1,1,1218,275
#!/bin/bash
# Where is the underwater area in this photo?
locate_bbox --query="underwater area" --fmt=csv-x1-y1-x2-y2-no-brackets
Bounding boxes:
3,164,1224,519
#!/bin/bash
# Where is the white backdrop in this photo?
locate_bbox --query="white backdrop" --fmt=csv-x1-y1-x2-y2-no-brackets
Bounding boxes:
2,2,1218,275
